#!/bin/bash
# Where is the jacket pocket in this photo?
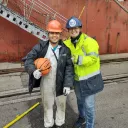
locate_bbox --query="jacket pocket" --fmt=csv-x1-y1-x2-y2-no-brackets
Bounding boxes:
80,73,104,96
87,73,104,94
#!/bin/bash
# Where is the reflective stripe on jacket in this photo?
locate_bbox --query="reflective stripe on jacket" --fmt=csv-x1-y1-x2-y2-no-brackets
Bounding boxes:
64,33,100,81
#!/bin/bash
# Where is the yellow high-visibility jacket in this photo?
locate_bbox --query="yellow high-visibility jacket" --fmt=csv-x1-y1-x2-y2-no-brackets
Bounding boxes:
64,33,100,81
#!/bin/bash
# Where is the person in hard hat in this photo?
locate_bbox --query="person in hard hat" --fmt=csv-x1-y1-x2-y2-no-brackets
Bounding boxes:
24,20,74,128
64,16,104,128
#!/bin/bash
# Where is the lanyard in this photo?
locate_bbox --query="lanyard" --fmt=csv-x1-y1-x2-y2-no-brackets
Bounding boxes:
51,47,58,62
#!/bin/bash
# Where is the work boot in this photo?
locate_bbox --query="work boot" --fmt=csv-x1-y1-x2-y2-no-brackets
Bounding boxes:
73,116,86,128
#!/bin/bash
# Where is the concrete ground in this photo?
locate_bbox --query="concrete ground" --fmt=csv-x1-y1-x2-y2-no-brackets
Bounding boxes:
0,81,128,128
0,53,128,128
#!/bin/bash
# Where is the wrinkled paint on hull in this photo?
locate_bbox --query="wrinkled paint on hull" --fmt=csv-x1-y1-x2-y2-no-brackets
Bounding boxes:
0,18,38,62
0,0,128,62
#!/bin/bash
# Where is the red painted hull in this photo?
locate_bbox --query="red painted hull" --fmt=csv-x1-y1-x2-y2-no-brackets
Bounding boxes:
0,0,128,62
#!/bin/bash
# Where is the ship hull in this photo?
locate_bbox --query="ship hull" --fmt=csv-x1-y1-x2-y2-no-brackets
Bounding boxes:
0,0,128,62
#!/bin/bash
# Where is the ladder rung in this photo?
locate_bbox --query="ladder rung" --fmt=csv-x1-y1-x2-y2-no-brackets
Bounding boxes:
0,4,48,41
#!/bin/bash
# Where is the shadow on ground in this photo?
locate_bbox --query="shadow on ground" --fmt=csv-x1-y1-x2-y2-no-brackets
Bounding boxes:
27,99,78,128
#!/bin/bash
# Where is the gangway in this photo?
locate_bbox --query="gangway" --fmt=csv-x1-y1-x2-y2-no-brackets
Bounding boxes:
0,0,68,41
0,3,48,41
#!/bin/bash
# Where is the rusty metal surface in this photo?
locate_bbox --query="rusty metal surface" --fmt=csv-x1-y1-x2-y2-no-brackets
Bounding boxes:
0,0,128,62
0,17,38,62
86,0,128,54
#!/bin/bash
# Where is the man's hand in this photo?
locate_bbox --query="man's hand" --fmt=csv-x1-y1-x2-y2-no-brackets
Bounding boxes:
63,87,70,96
33,69,42,79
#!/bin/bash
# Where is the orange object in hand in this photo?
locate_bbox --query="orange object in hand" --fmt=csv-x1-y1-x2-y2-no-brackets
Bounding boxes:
34,58,51,75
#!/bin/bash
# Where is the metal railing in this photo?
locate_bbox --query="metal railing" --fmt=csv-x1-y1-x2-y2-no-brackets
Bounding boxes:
19,0,68,25
0,0,68,38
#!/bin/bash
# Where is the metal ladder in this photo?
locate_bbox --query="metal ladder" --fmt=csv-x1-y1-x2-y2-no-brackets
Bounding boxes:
0,3,48,41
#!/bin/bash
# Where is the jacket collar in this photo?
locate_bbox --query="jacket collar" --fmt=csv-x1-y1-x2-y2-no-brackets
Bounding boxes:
39,40,49,47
